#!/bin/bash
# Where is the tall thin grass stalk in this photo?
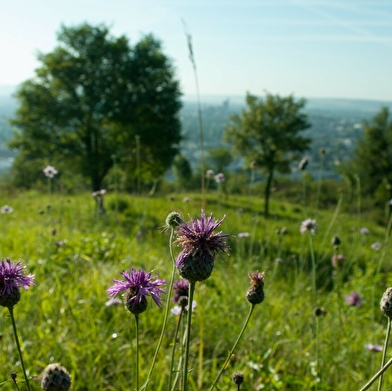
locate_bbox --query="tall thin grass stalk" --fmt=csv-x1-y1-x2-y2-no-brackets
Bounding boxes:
8,307,31,391
209,304,255,391
314,149,325,218
141,228,177,391
308,233,317,309
135,314,140,391
377,317,391,391
183,21,206,208
182,281,196,391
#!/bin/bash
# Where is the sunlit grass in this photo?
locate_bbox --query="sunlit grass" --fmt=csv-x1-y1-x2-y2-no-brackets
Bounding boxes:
0,190,391,390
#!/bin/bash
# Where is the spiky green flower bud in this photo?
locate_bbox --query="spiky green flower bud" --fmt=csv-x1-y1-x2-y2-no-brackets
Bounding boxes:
246,271,265,305
40,363,71,391
232,371,244,385
165,212,182,229
380,287,392,319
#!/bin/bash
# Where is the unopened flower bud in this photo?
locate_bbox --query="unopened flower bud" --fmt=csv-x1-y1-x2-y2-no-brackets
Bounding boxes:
232,371,244,385
40,363,71,391
380,288,392,319
246,271,265,305
165,212,182,229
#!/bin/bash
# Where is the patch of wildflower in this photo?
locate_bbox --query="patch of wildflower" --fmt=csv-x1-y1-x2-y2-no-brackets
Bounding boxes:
371,242,382,251
214,173,226,183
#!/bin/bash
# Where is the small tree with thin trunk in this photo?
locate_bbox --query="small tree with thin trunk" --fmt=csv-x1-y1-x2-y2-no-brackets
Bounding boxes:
225,92,311,217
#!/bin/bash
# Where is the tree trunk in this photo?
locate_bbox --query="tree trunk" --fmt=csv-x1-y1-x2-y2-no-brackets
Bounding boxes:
264,169,274,218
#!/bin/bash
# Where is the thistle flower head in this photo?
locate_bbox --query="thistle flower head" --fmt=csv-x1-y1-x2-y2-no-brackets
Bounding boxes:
299,157,308,171
246,271,265,305
214,173,226,183
380,287,392,319
1,205,13,214
107,268,166,315
0,258,35,308
43,165,58,178
175,210,229,282
172,279,190,303
331,254,345,268
300,219,317,235
344,292,362,307
206,169,215,178
40,363,71,391
232,371,244,385
165,211,182,230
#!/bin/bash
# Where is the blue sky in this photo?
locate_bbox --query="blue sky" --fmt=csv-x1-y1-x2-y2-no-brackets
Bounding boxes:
1,0,392,100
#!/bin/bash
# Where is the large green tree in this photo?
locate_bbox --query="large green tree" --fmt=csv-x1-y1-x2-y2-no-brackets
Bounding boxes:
9,23,182,191
225,92,311,217
340,107,392,202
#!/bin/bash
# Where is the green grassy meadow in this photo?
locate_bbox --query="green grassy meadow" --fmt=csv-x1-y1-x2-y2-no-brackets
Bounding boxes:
1,189,392,390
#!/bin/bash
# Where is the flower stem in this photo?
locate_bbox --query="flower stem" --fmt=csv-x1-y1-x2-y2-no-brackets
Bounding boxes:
135,314,139,391
209,304,255,391
308,233,317,309
140,228,177,391
359,355,392,391
377,317,391,391
8,307,31,391
182,281,196,391
169,309,184,390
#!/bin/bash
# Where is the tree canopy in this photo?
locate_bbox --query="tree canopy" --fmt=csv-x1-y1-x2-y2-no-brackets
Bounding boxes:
225,92,311,217
340,107,392,203
9,23,182,191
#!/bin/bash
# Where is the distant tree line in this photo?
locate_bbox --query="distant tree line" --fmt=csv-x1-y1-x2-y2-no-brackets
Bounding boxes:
5,22,392,217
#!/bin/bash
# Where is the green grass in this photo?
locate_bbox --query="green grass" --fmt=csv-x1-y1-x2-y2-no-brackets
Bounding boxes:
0,189,391,390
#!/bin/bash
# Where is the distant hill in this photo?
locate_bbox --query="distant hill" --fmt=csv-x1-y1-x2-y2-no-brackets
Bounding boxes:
1,85,392,177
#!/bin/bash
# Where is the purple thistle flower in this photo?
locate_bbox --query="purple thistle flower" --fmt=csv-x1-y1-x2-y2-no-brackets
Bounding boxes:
237,232,250,238
300,219,317,235
1,205,14,214
0,258,35,295
344,292,362,307
171,300,197,316
43,165,58,178
107,268,166,314
175,210,229,282
371,242,382,251
365,344,383,352
0,258,35,308
214,173,226,183
172,279,189,304
360,227,369,235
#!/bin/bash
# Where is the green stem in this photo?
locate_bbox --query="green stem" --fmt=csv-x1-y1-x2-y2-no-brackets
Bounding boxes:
140,228,177,391
378,317,391,391
8,307,31,391
135,314,139,391
182,281,196,391
169,309,184,390
308,234,317,309
209,304,255,391
359,355,392,391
